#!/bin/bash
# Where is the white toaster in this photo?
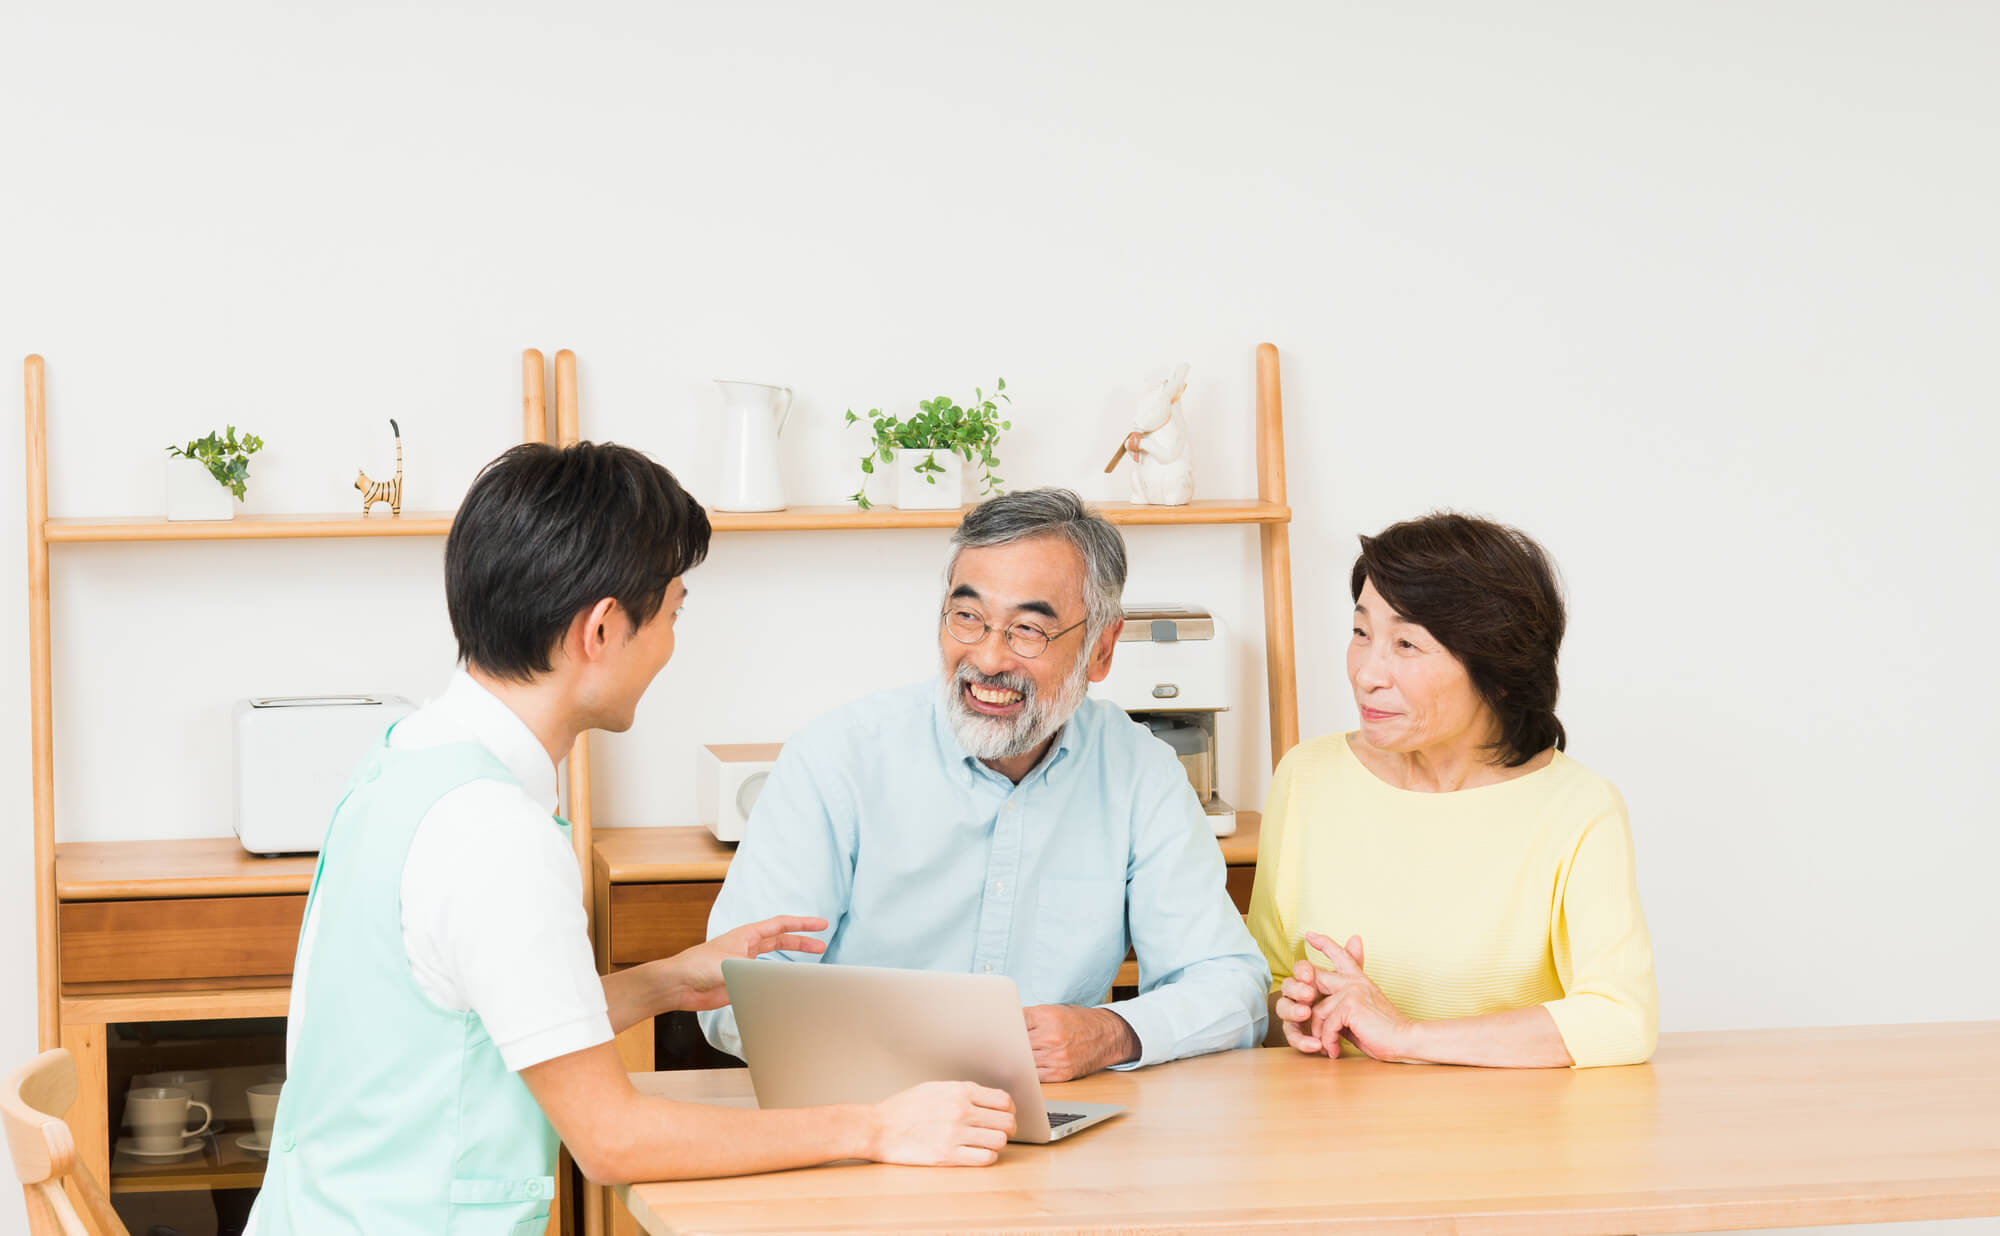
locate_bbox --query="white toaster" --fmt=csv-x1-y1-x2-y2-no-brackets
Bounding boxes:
233,694,414,855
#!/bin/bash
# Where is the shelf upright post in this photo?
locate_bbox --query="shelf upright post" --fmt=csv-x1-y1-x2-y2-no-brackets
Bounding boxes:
24,355,58,1050
1255,343,1301,766
551,351,593,909
524,349,549,445
550,348,593,1236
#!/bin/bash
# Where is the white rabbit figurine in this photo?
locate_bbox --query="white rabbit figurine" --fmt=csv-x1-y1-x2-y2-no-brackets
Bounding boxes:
1124,362,1195,505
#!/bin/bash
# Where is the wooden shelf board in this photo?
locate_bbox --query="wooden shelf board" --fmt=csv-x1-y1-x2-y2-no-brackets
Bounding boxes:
45,511,455,542
594,827,738,885
42,499,1288,543
57,838,316,901
706,499,1289,532
594,814,1258,886
63,985,292,1025
108,1124,268,1194
1216,813,1260,866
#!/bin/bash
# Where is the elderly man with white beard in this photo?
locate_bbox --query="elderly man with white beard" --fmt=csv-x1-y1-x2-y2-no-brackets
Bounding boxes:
698,489,1267,1080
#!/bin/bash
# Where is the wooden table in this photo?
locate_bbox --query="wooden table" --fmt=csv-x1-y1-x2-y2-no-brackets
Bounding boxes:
619,1022,2000,1235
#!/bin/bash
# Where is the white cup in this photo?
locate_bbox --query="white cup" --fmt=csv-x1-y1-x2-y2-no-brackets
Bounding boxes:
246,1082,284,1142
136,1070,213,1108
128,1086,213,1153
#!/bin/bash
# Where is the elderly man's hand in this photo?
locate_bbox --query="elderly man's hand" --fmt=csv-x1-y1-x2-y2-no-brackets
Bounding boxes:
1021,1004,1140,1081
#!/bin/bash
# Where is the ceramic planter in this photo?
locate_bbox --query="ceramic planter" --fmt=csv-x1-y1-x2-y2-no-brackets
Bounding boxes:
165,455,235,521
890,449,965,511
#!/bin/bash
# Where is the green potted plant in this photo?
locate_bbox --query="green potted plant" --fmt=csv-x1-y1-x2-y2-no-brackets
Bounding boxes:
165,426,264,521
845,379,1010,511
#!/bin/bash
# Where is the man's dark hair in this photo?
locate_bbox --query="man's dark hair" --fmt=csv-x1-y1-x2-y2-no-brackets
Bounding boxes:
1350,512,1566,767
446,441,710,681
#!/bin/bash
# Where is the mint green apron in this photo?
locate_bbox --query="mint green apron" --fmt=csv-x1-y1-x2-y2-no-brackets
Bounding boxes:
253,734,564,1235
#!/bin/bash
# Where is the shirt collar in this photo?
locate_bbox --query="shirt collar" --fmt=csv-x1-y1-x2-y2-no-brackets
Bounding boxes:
431,669,561,814
929,677,1078,788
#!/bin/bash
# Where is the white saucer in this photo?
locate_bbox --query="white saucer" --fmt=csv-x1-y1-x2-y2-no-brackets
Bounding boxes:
116,1136,203,1160
236,1133,272,1156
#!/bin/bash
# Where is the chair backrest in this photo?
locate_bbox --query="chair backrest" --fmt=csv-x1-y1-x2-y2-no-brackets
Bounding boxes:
3,1049,130,1236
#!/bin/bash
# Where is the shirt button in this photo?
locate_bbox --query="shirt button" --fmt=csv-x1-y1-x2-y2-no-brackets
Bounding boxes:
982,964,993,973
992,881,1005,893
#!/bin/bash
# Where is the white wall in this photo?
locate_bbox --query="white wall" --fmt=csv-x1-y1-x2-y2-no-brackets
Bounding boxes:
3,3,1995,1234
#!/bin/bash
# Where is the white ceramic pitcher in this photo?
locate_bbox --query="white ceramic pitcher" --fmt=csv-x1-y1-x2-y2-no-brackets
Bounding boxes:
713,380,793,512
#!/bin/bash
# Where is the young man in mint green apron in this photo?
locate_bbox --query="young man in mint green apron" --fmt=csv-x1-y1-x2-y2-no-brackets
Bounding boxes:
248,442,1014,1234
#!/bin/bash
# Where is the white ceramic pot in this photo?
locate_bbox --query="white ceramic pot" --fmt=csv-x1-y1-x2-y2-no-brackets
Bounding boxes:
165,455,235,521
891,448,965,511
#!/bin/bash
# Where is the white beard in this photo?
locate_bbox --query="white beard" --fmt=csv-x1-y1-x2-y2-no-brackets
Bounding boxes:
942,652,1090,761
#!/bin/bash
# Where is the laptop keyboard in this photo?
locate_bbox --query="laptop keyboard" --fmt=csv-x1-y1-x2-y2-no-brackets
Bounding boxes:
1046,1111,1086,1129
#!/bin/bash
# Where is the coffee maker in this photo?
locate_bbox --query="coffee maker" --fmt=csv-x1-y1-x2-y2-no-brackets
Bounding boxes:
1094,604,1236,835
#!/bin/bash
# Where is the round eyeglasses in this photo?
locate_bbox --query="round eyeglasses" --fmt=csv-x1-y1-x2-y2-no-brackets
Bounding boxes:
941,608,1087,659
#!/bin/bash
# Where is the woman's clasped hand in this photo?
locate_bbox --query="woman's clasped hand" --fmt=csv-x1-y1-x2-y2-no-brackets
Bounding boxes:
1274,932,1418,1061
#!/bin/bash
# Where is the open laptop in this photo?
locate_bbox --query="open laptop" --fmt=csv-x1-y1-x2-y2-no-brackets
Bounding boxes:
720,958,1125,1143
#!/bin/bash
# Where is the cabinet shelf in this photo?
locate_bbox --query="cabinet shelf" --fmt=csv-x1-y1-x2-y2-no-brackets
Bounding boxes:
56,838,318,901
108,1124,268,1194
43,498,1290,543
44,512,457,543
706,499,1289,532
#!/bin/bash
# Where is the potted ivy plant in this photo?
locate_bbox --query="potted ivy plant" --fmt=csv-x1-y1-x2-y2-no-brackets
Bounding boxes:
845,379,1010,511
164,426,264,521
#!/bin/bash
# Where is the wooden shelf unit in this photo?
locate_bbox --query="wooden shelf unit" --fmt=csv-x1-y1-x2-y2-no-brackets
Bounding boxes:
25,342,1302,1236
22,348,590,1227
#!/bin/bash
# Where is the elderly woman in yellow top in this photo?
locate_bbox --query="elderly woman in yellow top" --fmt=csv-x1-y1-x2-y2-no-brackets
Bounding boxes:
1251,512,1657,1068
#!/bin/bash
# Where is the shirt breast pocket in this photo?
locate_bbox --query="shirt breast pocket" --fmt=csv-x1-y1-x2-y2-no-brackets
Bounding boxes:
1031,877,1128,1006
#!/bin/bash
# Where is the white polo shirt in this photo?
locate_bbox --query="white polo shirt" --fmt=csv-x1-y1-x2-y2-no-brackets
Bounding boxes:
282,671,613,1073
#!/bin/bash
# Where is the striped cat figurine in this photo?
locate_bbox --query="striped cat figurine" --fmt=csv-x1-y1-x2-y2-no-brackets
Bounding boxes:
356,418,403,516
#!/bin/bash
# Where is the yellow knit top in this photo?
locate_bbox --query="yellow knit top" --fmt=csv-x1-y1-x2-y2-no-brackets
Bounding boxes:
1246,733,1658,1068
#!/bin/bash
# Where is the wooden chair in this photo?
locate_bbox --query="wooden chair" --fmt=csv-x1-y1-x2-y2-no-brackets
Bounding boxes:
3,1049,130,1236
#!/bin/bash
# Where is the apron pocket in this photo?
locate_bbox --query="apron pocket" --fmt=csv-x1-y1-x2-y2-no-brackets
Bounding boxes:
451,1175,556,1233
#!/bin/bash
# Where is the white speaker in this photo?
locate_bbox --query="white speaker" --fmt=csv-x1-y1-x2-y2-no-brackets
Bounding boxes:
696,743,783,842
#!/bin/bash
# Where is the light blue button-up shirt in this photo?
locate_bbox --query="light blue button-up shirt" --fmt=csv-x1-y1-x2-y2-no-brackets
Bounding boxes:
698,679,1268,1069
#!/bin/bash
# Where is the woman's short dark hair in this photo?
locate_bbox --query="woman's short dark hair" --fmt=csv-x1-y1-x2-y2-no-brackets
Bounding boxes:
1350,512,1566,766
446,441,710,681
